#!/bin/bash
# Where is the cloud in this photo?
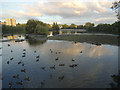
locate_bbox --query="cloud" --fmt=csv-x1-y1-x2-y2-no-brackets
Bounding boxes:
1,0,117,24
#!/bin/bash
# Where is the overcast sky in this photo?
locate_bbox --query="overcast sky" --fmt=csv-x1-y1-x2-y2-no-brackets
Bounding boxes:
0,0,119,25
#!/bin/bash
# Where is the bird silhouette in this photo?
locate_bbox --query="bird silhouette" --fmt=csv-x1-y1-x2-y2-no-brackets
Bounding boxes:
7,61,9,64
23,49,26,51
58,76,64,81
8,44,10,46
50,65,55,69
59,64,65,66
36,59,39,62
10,57,13,60
55,57,59,61
16,81,23,85
72,59,75,61
18,60,22,64
36,55,39,58
13,74,19,79
22,63,24,66
40,80,45,87
80,51,82,53
24,77,30,81
21,69,26,73
22,55,25,57
9,82,13,88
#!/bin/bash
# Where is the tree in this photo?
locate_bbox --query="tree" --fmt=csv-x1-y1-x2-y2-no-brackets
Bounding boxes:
69,24,76,29
2,25,26,34
35,24,49,35
111,1,120,20
77,25,84,29
25,19,43,34
85,22,94,27
84,22,94,30
52,22,59,35
111,1,120,35
62,24,69,29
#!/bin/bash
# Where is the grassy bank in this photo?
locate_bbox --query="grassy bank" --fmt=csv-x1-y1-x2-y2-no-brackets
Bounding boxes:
48,34,118,46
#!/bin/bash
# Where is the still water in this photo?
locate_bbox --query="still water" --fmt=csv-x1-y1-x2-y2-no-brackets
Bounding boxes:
2,35,118,88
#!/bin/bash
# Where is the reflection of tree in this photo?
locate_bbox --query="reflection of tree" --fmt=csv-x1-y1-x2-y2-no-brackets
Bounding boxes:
110,70,120,88
27,37,46,46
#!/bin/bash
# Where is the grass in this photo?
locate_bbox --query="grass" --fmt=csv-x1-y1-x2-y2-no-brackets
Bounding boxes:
48,34,118,46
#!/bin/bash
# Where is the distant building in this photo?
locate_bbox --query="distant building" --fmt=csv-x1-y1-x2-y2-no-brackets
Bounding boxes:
0,21,6,25
5,18,16,26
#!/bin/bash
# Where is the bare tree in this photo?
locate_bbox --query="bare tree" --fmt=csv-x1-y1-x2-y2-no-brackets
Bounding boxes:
111,1,120,20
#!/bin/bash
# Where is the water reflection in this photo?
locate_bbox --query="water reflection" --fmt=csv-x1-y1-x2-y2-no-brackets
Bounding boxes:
1,34,25,41
27,37,46,46
2,38,118,88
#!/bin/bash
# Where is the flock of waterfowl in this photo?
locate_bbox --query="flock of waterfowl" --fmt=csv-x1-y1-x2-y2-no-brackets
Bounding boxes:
4,39,102,88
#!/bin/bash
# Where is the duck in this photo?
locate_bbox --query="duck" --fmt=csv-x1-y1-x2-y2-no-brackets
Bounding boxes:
58,76,64,80
50,65,55,69
36,55,39,58
40,80,45,87
34,51,36,53
7,61,9,64
8,44,10,46
11,50,13,52
13,74,19,79
16,81,23,85
21,69,26,73
74,64,78,67
23,52,26,54
36,59,39,62
72,59,75,61
58,52,61,54
55,57,59,61
22,63,24,66
23,49,26,51
69,64,78,68
59,64,65,66
10,57,13,60
80,51,83,53
41,67,45,70
18,60,22,64
24,77,30,81
22,55,25,57
9,82,13,87
69,64,74,68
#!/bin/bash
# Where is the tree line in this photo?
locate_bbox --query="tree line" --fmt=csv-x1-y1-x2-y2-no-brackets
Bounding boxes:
86,21,119,35
1,19,119,35
2,24,26,34
61,22,94,29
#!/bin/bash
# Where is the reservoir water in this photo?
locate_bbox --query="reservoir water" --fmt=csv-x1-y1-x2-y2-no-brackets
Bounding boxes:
1,35,118,88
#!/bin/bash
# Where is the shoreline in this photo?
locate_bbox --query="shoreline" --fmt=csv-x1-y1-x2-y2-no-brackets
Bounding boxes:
48,34,118,46
1,34,119,46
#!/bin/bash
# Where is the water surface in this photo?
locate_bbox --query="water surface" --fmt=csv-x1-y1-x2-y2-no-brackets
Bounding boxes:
2,35,118,88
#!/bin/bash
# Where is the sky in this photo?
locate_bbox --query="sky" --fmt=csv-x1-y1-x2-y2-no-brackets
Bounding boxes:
0,0,119,25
